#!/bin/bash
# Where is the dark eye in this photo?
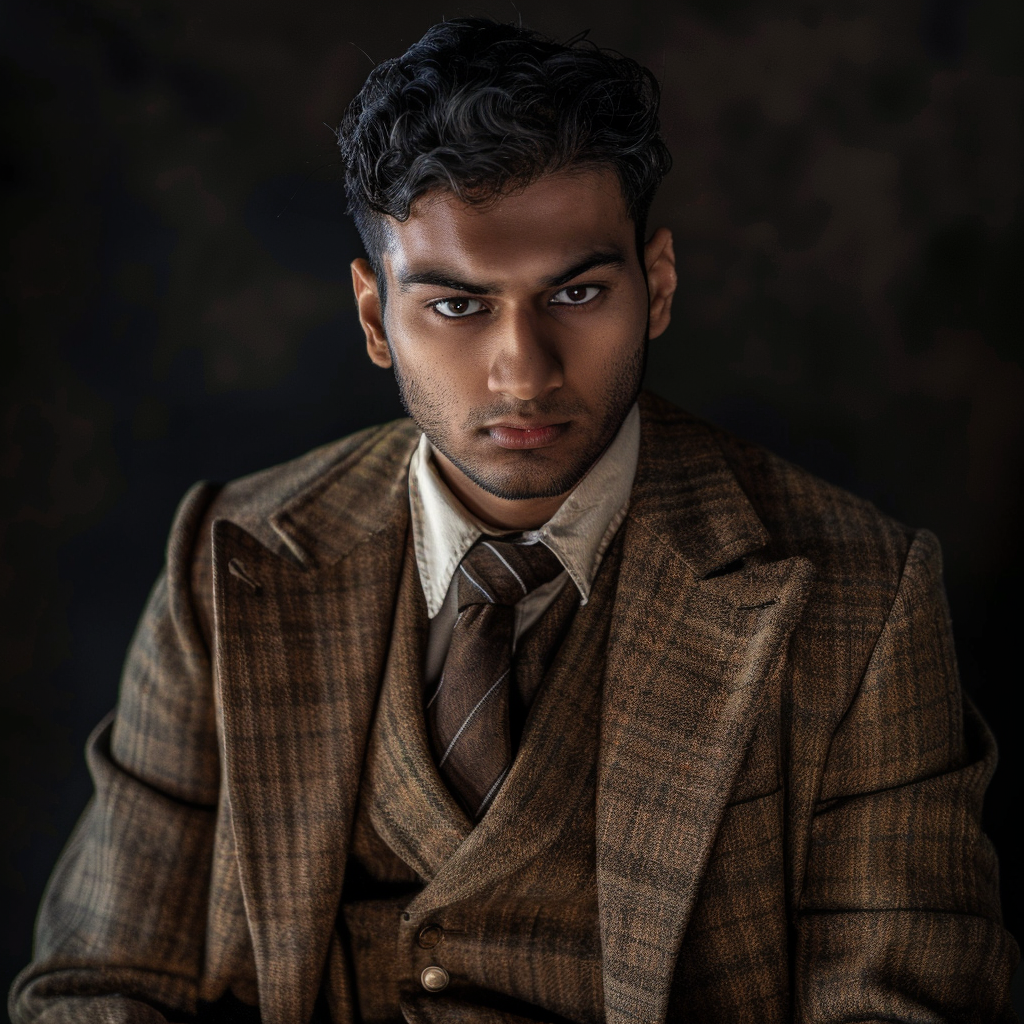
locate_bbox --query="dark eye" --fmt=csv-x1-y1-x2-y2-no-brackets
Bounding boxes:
551,285,601,306
432,297,485,318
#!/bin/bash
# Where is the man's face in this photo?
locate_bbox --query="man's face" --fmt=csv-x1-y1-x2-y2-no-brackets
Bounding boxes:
352,166,676,528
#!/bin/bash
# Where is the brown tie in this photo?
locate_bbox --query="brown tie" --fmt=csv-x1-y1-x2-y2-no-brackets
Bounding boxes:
428,537,564,819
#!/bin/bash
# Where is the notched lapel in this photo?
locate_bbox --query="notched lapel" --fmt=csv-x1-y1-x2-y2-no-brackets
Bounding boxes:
212,514,406,1024
595,396,818,1024
597,520,814,1024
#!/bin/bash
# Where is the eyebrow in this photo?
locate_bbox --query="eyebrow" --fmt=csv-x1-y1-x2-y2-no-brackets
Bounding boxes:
543,250,627,288
396,248,628,295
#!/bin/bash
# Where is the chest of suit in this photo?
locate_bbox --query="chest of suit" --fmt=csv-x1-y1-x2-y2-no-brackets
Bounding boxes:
325,534,623,1024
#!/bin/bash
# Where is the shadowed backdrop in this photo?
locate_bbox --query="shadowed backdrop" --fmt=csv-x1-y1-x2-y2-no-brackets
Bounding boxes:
2,0,1021,1010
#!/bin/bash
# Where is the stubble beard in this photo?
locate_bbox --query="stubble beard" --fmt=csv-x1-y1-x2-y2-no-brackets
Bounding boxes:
389,339,646,502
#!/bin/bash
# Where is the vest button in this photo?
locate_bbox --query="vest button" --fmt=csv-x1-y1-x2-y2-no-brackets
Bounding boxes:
417,924,444,948
421,966,450,992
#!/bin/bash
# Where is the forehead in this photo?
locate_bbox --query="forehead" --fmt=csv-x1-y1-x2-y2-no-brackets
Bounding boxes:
383,167,634,283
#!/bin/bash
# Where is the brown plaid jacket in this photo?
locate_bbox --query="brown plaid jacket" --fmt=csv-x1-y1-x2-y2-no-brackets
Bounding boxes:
10,392,1019,1024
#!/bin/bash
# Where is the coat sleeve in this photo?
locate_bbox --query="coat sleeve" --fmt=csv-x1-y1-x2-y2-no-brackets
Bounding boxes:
795,529,1019,1022
9,482,224,1024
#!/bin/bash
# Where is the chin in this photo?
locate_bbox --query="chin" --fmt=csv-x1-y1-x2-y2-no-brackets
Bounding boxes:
456,451,593,503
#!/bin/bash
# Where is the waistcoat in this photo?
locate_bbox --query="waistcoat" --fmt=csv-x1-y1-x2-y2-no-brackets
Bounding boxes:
324,530,625,1024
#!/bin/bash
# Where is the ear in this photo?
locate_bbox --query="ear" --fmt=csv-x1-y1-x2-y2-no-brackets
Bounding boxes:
351,258,392,368
644,227,677,340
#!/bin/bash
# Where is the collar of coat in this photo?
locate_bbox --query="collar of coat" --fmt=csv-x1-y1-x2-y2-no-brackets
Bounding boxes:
264,391,769,579
210,390,814,1024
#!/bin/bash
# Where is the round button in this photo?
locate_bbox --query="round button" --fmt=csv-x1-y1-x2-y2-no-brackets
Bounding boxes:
417,924,444,949
420,965,450,993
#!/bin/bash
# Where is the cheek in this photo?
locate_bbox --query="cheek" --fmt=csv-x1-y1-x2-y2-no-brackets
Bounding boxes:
592,277,648,339
388,327,485,408
569,306,645,373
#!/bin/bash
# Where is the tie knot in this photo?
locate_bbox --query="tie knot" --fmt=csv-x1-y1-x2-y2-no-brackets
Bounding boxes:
456,538,564,610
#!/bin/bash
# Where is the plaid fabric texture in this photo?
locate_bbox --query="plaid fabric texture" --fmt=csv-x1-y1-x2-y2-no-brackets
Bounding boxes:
9,392,1020,1024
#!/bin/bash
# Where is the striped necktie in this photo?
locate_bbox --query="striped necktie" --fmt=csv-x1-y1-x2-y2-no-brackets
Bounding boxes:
427,537,564,820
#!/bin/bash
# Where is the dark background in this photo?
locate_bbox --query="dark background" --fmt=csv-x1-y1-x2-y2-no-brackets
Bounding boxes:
2,0,1021,1015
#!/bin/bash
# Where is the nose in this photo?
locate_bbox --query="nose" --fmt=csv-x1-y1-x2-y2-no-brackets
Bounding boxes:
487,308,564,401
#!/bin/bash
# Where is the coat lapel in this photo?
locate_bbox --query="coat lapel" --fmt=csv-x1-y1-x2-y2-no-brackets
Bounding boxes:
211,423,418,1024
597,396,815,1024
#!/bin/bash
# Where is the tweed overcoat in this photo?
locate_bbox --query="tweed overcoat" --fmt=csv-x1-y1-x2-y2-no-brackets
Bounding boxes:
11,393,1019,1024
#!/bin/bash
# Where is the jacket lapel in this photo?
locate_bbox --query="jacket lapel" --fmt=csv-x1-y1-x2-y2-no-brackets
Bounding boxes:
597,397,815,1024
211,423,418,1024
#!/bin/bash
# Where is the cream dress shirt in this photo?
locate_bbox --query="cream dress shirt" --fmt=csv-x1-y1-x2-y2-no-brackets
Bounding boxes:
408,403,641,684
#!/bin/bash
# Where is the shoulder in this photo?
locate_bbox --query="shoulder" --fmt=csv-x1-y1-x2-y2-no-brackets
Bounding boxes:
639,391,917,586
638,394,952,738
717,425,914,576
163,417,418,641
199,417,418,549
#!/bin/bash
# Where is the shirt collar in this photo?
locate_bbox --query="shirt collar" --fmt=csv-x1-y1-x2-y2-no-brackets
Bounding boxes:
409,403,641,617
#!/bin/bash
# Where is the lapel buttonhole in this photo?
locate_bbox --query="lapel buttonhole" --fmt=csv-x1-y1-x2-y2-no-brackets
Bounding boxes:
228,558,262,595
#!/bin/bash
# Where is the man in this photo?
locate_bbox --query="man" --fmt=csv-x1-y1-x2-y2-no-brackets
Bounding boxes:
10,17,1018,1024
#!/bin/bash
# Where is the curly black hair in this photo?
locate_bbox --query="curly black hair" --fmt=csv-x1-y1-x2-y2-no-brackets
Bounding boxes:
337,18,671,286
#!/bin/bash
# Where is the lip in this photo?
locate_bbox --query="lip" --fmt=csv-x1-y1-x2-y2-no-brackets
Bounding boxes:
486,422,568,450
